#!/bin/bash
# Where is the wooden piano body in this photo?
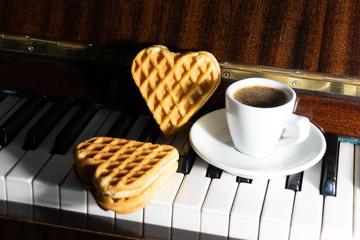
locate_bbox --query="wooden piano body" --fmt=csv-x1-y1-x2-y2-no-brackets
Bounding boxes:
0,0,360,239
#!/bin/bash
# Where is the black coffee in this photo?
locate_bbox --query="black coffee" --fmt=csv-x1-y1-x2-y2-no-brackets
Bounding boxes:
233,86,290,108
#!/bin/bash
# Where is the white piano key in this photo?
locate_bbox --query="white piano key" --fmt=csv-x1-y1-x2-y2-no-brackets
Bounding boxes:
0,95,21,121
5,104,78,205
143,174,184,240
116,209,143,223
60,168,87,213
259,176,295,240
125,115,150,140
229,179,268,240
0,145,26,200
144,172,184,227
6,150,50,204
143,133,185,228
289,160,323,240
33,109,110,208
88,192,115,218
172,157,211,232
321,142,354,240
33,153,73,208
71,109,111,145
0,99,49,201
95,110,122,137
200,171,238,237
353,145,360,240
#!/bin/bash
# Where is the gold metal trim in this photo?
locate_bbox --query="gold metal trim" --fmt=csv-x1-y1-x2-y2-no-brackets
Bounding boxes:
1,32,360,98
220,62,360,98
0,32,133,65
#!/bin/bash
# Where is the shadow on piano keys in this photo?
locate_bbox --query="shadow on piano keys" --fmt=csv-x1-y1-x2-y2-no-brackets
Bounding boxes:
0,90,359,240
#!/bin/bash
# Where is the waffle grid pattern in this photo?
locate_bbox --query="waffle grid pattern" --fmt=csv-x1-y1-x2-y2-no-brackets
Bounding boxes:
75,137,177,195
74,137,179,213
132,45,220,137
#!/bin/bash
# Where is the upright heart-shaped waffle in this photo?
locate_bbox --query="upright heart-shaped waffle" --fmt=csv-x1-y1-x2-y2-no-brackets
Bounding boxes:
131,45,221,138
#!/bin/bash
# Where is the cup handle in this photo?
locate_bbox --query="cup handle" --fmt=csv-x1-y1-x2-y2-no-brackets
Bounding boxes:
278,114,310,147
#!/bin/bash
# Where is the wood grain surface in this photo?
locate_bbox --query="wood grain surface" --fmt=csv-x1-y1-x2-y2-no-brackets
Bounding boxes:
0,1,360,239
0,0,359,76
0,0,360,136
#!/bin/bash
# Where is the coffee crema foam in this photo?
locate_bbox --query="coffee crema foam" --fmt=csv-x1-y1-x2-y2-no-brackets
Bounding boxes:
233,86,290,108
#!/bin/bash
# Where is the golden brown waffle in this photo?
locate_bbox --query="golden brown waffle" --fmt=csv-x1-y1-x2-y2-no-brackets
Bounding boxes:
95,161,177,214
74,137,129,187
131,45,221,138
74,136,179,198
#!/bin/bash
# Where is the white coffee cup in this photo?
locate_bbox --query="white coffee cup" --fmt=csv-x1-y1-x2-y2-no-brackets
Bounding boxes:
225,78,310,158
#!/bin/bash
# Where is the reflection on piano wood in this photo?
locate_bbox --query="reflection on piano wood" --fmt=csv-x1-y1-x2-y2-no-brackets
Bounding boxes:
0,90,359,240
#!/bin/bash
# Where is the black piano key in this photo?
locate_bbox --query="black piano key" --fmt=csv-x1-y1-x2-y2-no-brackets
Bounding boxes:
0,89,5,102
0,94,46,147
320,133,339,196
285,172,303,191
138,119,160,143
51,102,97,155
206,164,223,179
107,112,138,138
23,97,72,150
236,176,253,184
177,146,197,174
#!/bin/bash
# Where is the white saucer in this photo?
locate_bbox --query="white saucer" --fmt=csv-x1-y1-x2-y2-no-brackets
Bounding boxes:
189,109,327,179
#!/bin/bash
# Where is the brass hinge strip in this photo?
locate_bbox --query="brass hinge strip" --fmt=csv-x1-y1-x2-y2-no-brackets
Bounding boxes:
220,62,360,98
1,32,360,98
0,32,134,65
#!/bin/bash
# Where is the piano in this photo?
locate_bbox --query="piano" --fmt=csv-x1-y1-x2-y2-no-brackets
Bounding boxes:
1,1,360,239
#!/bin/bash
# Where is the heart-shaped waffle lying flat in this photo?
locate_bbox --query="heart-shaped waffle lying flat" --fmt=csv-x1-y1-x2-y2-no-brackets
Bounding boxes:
74,137,178,198
95,161,178,214
131,45,221,138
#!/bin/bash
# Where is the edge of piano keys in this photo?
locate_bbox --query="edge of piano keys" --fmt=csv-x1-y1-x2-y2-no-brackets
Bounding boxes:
0,90,360,239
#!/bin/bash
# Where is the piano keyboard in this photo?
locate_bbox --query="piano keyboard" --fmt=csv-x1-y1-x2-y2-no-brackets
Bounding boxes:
0,92,359,240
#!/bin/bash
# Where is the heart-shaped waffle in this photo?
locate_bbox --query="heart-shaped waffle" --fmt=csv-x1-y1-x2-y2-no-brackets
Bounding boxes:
131,45,221,138
95,161,178,214
74,137,178,199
